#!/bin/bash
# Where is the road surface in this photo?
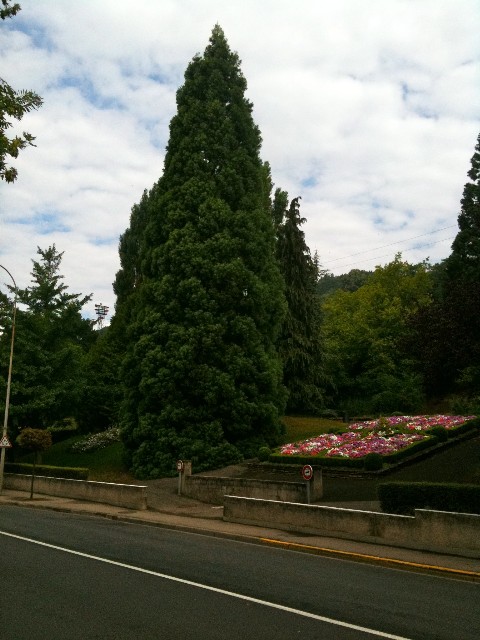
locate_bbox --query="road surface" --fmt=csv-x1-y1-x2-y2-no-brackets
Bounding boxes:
0,506,478,639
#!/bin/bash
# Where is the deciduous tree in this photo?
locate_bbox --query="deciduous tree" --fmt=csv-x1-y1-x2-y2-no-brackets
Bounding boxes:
1,1,43,182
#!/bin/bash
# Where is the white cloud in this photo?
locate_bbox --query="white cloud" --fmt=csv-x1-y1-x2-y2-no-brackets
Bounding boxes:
1,0,479,323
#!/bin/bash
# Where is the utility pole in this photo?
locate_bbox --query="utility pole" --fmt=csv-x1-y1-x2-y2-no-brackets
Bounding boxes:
0,265,17,494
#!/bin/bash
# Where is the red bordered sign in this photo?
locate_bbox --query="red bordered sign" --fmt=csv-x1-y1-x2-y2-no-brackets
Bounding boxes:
176,460,184,472
0,435,12,448
302,464,313,481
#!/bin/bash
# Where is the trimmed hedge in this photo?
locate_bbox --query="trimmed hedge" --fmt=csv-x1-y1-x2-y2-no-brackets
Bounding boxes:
5,463,89,480
268,453,365,469
378,481,480,515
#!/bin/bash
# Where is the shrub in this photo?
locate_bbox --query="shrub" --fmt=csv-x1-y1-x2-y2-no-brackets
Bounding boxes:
378,481,480,515
17,428,52,453
364,452,383,471
5,463,88,480
427,426,448,442
258,446,271,462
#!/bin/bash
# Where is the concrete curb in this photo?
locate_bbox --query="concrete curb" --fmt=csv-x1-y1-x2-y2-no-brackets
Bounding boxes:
3,495,479,582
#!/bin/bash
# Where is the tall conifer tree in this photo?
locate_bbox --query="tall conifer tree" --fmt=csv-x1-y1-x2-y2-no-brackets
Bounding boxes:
446,132,480,282
117,26,286,477
276,196,327,414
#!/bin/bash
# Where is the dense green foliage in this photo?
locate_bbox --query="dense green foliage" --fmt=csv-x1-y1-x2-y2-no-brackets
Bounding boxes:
446,132,480,283
406,133,480,403
276,195,327,414
116,26,286,477
16,427,52,452
0,246,94,440
1,2,43,182
321,255,432,415
317,269,372,298
378,481,480,515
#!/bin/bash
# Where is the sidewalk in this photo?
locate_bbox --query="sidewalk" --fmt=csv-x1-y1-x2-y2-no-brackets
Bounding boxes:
1,486,479,581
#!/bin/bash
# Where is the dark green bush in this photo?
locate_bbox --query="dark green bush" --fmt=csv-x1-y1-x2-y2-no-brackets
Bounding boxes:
5,463,89,480
427,426,448,442
268,453,365,469
383,436,438,463
378,481,480,515
257,446,271,462
364,453,383,471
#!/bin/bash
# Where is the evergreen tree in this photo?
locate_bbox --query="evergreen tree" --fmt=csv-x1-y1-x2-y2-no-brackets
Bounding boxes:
0,246,93,433
276,196,327,414
118,26,286,477
410,133,480,399
446,132,480,282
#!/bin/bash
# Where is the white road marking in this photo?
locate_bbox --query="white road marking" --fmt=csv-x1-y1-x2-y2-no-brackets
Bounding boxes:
0,529,411,639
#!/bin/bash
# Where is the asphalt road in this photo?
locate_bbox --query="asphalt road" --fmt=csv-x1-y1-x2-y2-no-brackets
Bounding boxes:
0,506,478,640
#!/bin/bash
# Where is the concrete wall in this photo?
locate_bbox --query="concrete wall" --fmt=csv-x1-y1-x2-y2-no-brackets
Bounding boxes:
179,462,322,504
223,496,480,558
4,474,147,510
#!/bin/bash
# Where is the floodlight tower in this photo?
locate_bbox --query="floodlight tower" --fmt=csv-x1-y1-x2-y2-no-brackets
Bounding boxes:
94,303,109,329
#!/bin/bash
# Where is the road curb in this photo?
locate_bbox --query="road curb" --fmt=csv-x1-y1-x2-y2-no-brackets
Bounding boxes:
3,497,479,581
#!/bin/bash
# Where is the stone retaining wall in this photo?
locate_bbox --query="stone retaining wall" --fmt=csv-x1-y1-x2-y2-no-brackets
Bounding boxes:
223,496,480,558
179,461,322,504
4,474,147,510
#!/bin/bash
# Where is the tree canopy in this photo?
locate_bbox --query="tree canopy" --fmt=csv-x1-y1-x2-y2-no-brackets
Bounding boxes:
0,1,43,182
0,246,93,433
321,255,432,415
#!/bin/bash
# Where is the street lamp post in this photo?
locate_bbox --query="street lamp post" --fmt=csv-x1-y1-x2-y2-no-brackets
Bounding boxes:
0,265,17,494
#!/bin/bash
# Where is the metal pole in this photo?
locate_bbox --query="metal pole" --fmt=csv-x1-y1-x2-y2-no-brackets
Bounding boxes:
0,265,17,494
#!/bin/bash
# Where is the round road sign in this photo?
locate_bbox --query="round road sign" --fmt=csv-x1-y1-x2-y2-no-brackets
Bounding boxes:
302,464,313,481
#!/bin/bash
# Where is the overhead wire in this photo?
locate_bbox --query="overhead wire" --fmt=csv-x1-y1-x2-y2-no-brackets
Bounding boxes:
322,224,457,269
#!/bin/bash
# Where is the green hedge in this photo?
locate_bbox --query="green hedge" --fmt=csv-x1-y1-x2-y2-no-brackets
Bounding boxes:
5,463,89,480
268,453,365,469
378,481,480,515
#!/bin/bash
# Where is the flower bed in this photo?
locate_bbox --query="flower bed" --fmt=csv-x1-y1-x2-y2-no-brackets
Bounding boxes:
70,427,121,453
279,415,476,460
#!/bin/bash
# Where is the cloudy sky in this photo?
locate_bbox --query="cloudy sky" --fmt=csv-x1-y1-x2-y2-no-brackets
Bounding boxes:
1,0,479,323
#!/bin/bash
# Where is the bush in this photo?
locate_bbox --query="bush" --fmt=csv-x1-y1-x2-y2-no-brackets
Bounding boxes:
427,426,448,442
268,453,365,469
17,428,52,453
378,481,480,515
364,453,383,471
47,417,79,444
257,446,271,462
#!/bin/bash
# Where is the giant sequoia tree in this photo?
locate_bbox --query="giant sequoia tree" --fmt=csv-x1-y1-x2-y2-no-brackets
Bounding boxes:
117,26,286,477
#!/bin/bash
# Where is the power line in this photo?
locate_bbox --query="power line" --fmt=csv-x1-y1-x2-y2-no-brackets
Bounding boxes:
321,225,457,266
331,236,454,271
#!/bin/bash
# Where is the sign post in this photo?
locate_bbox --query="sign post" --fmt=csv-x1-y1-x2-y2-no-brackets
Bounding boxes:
176,460,184,495
301,464,314,504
